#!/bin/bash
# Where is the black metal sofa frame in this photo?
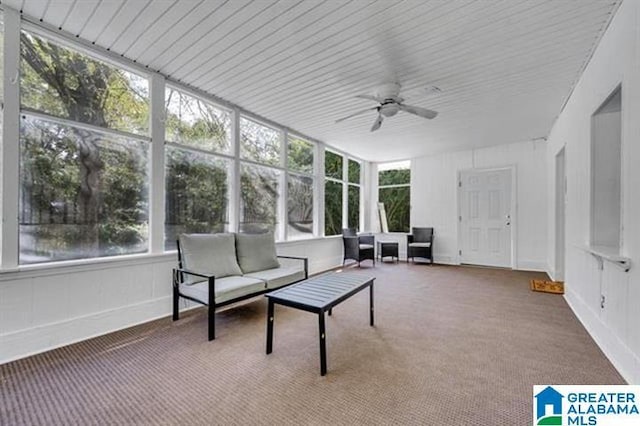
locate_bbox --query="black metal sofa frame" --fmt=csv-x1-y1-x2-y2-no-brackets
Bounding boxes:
172,239,308,341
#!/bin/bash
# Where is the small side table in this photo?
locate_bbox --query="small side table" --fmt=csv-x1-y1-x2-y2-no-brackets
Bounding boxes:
377,241,399,262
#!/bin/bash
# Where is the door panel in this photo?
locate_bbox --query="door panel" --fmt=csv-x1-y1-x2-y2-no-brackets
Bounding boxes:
460,169,512,267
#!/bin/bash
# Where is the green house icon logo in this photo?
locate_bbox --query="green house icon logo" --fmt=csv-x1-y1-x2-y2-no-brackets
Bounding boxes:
535,386,564,425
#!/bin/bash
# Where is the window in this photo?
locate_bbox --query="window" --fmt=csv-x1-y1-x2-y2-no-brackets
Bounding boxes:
164,87,232,250
324,152,363,235
165,147,230,249
324,150,344,235
324,180,343,236
378,161,410,233
287,135,313,173
348,159,361,230
239,117,283,234
21,31,149,136
287,135,314,239
19,30,150,263
165,87,232,154
240,163,281,233
240,117,281,166
591,87,622,250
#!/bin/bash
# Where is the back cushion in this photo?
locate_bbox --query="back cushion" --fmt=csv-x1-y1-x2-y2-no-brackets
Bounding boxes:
235,232,280,274
179,233,243,281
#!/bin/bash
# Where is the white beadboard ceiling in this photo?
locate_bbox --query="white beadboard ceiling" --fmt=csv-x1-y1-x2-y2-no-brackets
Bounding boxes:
6,0,620,161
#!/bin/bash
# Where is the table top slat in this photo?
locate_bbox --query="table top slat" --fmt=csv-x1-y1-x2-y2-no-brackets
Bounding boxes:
266,272,375,310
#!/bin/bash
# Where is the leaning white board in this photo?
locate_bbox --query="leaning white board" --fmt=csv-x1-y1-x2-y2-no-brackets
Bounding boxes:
378,202,389,233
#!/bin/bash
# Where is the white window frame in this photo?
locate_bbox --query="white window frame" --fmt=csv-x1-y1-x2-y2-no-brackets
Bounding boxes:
0,5,366,271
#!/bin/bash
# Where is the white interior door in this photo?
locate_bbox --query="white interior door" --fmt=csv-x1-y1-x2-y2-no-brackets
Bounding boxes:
459,168,512,267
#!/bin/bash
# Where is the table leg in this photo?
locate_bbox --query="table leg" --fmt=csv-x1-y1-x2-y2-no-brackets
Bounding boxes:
319,311,327,376
369,282,375,326
266,299,274,354
328,307,332,316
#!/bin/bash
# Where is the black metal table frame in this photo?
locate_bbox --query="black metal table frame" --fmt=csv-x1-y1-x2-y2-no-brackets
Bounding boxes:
266,277,375,376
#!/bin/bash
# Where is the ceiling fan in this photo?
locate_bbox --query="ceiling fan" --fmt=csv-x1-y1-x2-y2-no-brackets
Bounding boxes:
335,83,438,132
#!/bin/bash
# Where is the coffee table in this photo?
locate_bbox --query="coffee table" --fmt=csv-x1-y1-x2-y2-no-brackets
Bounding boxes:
265,272,375,376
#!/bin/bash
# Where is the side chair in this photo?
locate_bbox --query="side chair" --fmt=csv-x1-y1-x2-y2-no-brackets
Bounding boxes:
342,228,375,267
407,227,434,264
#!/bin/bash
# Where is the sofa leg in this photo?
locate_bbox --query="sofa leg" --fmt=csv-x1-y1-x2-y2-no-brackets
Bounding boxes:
208,307,215,341
172,286,179,321
172,269,179,321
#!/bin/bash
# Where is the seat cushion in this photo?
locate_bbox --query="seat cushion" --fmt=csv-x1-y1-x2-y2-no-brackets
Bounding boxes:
179,233,243,283
179,275,265,305
235,232,280,274
409,242,431,248
359,244,374,249
245,267,306,290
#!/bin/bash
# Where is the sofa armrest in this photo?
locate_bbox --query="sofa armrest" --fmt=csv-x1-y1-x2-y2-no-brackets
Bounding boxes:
173,268,216,306
277,255,308,279
407,234,414,244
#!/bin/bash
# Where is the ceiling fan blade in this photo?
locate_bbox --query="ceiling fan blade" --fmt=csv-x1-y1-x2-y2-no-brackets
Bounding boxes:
370,114,383,132
335,106,378,123
398,103,438,119
355,94,385,103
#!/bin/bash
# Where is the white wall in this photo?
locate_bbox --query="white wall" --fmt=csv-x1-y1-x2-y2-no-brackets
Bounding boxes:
546,0,640,384
411,139,547,269
0,238,342,364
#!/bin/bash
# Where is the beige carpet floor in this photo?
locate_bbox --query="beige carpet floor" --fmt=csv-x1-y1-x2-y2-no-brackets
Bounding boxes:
0,263,625,425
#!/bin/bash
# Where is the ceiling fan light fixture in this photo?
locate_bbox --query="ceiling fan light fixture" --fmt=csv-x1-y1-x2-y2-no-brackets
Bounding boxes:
380,104,400,117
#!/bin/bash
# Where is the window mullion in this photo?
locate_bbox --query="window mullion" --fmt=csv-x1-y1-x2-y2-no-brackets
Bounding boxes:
1,8,21,268
315,145,324,237
342,154,348,231
149,73,165,253
230,107,241,233
280,128,288,242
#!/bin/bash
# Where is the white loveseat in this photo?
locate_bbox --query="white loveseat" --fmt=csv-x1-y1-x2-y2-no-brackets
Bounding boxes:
172,232,308,340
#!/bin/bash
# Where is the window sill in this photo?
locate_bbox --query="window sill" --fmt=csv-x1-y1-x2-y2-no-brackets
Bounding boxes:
577,245,630,272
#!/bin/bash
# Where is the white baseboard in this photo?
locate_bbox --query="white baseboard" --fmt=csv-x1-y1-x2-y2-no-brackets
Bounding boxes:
515,259,547,272
564,289,640,384
0,296,180,364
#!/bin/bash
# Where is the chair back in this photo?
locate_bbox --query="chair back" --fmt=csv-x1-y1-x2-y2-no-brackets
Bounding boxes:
342,228,357,237
412,227,433,243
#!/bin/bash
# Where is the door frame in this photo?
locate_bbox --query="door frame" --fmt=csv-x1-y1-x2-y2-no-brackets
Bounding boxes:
456,165,517,269
555,147,566,281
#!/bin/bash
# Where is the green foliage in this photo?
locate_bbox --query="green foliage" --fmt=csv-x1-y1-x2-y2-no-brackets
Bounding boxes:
325,150,343,179
165,88,231,153
288,136,313,173
240,117,281,166
165,147,229,250
240,164,280,233
20,117,149,262
324,180,342,236
20,30,149,135
288,174,313,237
379,186,410,233
348,185,360,230
348,160,360,184
379,168,410,186
19,30,150,263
